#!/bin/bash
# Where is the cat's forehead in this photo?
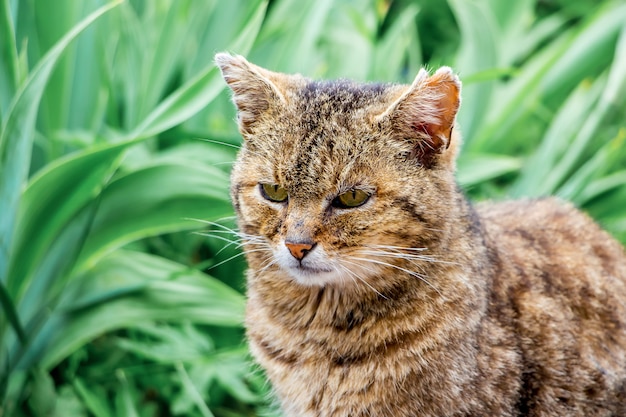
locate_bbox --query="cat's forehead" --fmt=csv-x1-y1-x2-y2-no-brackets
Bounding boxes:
294,79,393,114
240,79,409,196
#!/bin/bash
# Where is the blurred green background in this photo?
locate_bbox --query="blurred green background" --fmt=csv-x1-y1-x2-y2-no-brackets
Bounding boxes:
1,0,625,415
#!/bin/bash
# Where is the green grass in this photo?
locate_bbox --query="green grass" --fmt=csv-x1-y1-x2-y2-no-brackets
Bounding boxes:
1,0,625,415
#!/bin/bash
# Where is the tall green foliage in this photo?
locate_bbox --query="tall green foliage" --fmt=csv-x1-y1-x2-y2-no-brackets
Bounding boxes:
0,0,625,416
1,1,267,415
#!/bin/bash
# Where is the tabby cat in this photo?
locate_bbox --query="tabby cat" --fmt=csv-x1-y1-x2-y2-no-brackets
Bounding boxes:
215,52,626,417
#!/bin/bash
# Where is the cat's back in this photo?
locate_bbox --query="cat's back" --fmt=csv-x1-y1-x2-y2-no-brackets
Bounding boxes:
476,197,626,415
477,197,626,284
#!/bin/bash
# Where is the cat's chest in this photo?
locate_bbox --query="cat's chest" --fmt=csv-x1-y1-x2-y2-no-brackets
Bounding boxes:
245,291,482,417
254,342,401,417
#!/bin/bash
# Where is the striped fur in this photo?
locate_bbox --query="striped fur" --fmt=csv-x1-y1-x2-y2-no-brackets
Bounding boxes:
216,53,626,416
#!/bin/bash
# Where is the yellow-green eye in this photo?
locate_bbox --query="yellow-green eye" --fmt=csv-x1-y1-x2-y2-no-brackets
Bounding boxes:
333,189,370,208
260,183,288,203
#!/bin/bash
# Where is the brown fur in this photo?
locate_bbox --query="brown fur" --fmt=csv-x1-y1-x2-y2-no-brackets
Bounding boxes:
215,53,626,416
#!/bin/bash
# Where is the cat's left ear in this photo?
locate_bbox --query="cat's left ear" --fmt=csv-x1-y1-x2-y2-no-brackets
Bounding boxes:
376,67,461,167
215,53,287,137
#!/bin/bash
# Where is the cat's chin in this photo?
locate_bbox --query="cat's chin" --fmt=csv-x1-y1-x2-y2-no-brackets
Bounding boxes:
284,265,344,287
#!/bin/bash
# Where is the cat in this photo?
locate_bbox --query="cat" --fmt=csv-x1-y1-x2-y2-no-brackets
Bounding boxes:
215,52,626,417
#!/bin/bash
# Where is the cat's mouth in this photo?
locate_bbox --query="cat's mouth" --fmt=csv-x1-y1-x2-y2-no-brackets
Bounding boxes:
293,264,334,274
275,241,343,286
282,261,339,286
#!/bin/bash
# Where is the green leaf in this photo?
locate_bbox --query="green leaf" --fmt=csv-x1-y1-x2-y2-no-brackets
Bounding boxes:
250,0,333,74
0,4,123,386
0,280,25,344
457,153,522,187
130,0,267,139
114,370,140,417
115,322,214,363
0,0,20,119
0,0,122,286
25,250,244,370
75,161,232,270
7,139,137,301
369,4,420,82
448,0,499,142
27,368,56,416
510,77,604,197
471,3,626,151
74,377,112,417
176,362,215,417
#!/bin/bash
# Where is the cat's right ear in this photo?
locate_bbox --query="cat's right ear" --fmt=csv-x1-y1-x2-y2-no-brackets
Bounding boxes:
375,67,461,167
215,53,287,136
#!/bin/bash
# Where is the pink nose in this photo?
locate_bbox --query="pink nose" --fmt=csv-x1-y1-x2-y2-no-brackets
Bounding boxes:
285,241,315,260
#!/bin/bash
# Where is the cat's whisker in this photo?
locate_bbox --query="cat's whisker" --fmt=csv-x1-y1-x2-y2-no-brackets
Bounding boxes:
194,231,266,257
185,216,238,227
336,261,388,300
349,256,443,297
195,138,242,149
361,244,460,267
193,232,239,245
211,161,235,166
190,222,267,246
195,138,273,163
360,249,433,261
207,245,273,271
197,229,264,245
332,263,359,288
257,257,279,275
194,233,243,256
341,257,379,276
359,250,455,267
365,244,428,252
206,250,248,270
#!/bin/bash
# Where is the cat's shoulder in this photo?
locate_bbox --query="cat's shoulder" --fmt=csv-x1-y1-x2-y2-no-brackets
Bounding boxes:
475,196,626,278
476,197,604,237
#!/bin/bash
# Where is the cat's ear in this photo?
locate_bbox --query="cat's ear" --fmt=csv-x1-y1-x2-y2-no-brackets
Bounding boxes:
215,53,287,136
376,67,461,166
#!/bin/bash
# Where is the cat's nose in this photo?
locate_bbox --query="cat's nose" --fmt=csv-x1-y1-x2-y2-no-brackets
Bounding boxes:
285,241,316,260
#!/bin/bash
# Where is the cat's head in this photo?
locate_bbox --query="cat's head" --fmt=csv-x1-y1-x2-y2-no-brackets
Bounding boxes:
216,53,462,289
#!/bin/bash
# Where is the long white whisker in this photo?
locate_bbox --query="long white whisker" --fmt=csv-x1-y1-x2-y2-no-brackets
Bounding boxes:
195,138,242,149
194,232,265,257
332,263,358,287
339,260,388,300
359,250,453,266
185,217,238,229
185,218,238,232
194,138,272,163
207,245,273,271
257,257,279,275
193,232,240,246
349,256,442,297
364,244,428,252
206,251,247,270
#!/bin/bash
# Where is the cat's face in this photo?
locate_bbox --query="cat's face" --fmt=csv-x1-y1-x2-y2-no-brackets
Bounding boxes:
216,54,461,289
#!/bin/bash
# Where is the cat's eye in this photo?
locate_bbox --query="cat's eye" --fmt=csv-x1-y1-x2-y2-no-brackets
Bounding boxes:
332,189,370,208
260,183,288,203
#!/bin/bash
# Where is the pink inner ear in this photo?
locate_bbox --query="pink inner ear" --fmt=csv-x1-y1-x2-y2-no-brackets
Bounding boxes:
412,121,443,150
413,122,430,137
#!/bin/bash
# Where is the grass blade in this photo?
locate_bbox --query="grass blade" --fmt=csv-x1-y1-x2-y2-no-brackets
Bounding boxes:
27,250,245,370
0,280,25,343
0,0,123,285
74,161,232,270
130,0,267,139
0,0,20,120
7,139,138,301
448,0,499,141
